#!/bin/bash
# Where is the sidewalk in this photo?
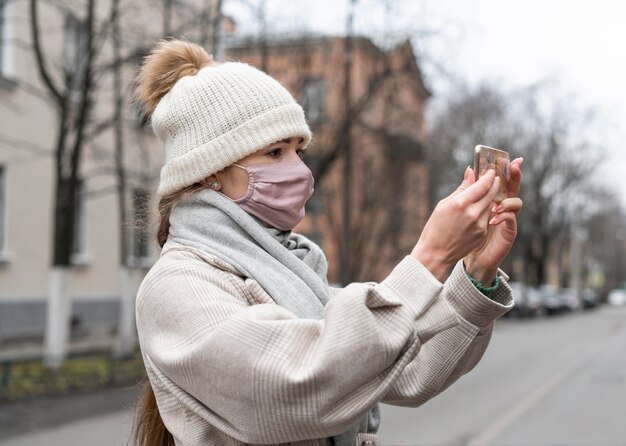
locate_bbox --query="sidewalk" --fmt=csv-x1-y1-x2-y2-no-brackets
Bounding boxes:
0,384,140,443
0,331,144,444
0,409,134,446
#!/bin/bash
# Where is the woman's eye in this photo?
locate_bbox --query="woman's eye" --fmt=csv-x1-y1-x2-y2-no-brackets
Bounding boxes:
268,148,281,158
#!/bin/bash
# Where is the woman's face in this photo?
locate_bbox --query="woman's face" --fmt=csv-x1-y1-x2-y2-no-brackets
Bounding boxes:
209,137,307,200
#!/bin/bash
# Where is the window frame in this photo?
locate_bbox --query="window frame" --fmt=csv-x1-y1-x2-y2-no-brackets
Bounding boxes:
0,165,6,252
301,77,326,124
70,179,90,266
0,0,17,87
63,12,89,98
0,164,13,263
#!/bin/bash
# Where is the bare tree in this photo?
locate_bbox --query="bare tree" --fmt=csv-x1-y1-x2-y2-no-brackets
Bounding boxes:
27,0,223,365
584,192,626,297
30,0,101,367
425,81,605,286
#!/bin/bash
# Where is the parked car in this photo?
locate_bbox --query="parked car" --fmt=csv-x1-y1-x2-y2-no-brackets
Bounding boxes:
525,287,545,317
508,282,542,318
559,288,582,312
581,288,600,309
539,285,565,315
608,289,626,306
507,282,525,318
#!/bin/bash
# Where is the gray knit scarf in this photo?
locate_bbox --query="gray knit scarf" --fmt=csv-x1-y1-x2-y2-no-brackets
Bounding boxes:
169,188,379,446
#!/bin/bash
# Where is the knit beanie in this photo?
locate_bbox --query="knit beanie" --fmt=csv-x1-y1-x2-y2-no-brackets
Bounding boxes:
135,39,312,196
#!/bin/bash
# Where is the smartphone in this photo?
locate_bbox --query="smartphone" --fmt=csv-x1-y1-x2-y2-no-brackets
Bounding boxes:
473,145,510,202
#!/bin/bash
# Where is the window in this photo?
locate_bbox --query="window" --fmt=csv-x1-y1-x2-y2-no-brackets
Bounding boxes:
0,0,16,82
72,179,86,256
131,188,150,260
301,78,325,123
0,165,6,253
0,1,5,73
63,14,88,95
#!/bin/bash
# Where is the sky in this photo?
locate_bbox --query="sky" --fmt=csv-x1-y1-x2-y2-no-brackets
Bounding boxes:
224,0,626,206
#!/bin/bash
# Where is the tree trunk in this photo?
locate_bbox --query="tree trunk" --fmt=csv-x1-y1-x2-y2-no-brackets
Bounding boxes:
340,0,356,286
41,0,95,366
44,163,77,367
43,267,71,368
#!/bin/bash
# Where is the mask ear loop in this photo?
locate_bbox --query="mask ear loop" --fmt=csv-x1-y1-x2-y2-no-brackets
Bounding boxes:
217,163,250,202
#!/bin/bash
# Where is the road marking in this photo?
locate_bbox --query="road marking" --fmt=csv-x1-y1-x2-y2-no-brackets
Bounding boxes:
466,320,621,446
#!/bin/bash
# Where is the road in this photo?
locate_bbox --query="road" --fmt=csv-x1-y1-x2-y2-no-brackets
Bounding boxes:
1,305,625,446
378,304,626,446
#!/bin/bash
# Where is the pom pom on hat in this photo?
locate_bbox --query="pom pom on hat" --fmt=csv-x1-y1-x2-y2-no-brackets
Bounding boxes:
135,39,215,122
134,39,312,196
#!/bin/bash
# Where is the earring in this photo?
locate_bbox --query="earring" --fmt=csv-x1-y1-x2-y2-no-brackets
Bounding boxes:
206,179,221,190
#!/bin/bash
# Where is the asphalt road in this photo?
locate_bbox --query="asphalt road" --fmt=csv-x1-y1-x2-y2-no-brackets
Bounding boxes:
1,305,624,446
378,305,626,446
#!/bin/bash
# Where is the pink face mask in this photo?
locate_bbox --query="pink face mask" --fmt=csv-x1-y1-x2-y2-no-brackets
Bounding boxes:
222,159,315,231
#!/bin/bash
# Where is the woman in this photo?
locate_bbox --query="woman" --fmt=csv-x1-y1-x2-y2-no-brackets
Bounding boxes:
132,39,523,446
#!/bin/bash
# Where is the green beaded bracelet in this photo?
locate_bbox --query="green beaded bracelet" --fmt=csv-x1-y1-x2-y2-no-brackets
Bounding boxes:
465,272,500,295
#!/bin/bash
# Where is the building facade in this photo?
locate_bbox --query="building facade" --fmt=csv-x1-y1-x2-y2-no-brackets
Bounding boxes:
0,0,221,346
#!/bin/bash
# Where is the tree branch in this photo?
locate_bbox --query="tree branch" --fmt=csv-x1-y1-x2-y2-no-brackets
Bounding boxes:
29,0,63,103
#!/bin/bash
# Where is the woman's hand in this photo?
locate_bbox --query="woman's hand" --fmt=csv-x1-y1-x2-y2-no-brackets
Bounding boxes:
464,158,524,286
411,169,500,281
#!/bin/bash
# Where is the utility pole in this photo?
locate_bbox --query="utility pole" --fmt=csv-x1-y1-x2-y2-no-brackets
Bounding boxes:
340,0,356,286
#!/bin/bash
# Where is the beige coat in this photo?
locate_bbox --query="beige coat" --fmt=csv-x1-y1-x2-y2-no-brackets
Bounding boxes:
136,239,514,446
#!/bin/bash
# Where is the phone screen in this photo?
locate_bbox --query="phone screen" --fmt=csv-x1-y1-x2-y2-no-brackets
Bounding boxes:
474,145,510,202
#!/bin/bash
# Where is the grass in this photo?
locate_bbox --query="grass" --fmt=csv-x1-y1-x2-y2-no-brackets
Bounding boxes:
0,351,146,402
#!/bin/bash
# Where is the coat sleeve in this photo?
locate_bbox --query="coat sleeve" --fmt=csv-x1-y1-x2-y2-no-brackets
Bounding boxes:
380,260,513,406
136,250,508,444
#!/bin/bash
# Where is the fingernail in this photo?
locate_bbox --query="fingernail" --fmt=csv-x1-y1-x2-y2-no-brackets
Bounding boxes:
492,204,503,213
464,166,471,180
489,216,500,225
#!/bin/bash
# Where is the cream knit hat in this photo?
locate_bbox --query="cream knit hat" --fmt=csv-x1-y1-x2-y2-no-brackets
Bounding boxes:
141,43,311,196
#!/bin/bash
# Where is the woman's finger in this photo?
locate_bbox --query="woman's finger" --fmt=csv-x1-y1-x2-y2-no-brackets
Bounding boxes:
489,210,518,232
466,166,476,184
492,197,523,215
456,169,496,206
508,158,523,198
475,175,501,211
